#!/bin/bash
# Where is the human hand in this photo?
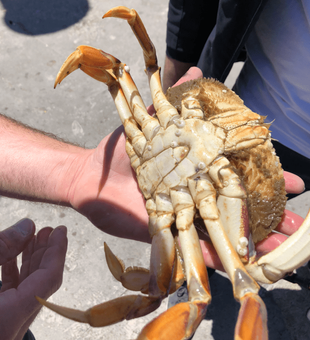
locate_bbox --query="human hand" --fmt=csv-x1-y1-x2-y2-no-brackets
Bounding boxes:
0,219,67,340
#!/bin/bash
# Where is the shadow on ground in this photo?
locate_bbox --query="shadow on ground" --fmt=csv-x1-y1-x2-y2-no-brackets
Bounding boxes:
169,267,310,339
205,272,291,340
1,0,89,35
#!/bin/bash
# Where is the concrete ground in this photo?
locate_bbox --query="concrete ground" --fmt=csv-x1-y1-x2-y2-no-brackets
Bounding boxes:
1,0,310,339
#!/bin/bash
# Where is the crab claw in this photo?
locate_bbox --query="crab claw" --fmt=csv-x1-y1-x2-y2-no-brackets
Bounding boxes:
235,293,268,340
103,6,157,68
103,5,136,22
54,46,120,88
137,301,208,340
36,294,161,327
104,242,150,294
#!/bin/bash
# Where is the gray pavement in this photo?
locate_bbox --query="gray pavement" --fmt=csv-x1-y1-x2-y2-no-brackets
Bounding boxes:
1,1,310,339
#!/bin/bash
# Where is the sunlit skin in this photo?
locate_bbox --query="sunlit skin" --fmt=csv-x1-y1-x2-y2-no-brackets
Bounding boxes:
0,219,67,340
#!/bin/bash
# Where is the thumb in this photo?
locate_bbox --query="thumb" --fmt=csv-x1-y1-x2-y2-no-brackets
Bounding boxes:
172,66,203,87
0,218,35,265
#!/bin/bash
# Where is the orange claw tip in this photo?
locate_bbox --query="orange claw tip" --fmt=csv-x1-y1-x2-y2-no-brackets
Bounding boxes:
53,46,121,89
137,301,208,340
102,6,135,21
35,296,89,324
137,302,191,340
235,294,268,340
54,48,83,88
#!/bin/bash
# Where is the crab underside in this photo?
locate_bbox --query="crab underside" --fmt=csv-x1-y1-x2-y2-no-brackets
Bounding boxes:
36,6,310,340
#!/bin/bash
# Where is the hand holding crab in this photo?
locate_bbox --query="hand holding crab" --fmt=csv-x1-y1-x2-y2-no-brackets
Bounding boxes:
67,66,305,268
37,6,310,340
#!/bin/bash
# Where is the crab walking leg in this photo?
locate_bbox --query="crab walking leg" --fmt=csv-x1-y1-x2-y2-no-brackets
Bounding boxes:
36,294,161,327
246,210,310,284
81,63,148,157
146,195,179,297
103,6,157,67
104,236,185,296
137,189,211,340
209,157,251,261
103,6,180,128
104,243,150,294
188,172,268,339
112,63,160,140
170,188,211,338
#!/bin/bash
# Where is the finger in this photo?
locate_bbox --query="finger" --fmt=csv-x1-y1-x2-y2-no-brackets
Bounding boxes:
147,67,203,116
172,66,203,87
199,209,303,271
200,239,225,271
19,237,35,283
18,225,68,311
0,219,35,266
275,209,304,235
28,227,53,275
255,232,288,257
1,257,19,292
284,171,305,194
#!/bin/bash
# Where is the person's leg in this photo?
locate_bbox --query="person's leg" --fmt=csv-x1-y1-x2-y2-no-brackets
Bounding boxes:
22,329,36,340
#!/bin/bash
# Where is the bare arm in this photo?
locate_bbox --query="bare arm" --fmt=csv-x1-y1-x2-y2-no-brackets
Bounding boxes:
0,113,150,242
0,114,89,205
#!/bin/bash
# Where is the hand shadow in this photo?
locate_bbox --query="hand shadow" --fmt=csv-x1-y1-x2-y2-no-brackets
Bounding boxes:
1,0,89,35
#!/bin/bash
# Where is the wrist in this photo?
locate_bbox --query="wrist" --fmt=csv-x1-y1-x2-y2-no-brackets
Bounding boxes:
52,145,93,207
0,113,92,205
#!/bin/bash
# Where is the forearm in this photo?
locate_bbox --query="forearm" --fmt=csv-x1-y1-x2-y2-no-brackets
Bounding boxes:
162,56,195,92
0,114,89,206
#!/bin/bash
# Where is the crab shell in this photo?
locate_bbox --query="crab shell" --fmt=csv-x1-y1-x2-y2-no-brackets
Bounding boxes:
166,78,287,243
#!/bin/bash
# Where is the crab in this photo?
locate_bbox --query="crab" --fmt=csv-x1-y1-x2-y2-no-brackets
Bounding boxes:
36,6,310,340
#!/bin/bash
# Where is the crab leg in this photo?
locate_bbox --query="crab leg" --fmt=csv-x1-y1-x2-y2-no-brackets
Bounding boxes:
103,6,180,128
247,210,310,284
189,166,268,339
137,189,211,340
103,6,157,68
36,197,177,330
104,242,150,294
44,52,185,329
36,294,161,327
102,9,268,337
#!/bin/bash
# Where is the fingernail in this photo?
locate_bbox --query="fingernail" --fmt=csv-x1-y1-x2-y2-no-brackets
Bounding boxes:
52,225,67,236
14,218,34,237
58,225,67,235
